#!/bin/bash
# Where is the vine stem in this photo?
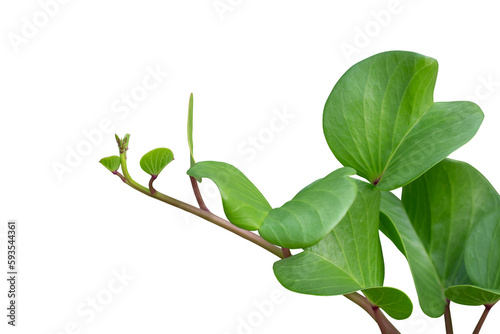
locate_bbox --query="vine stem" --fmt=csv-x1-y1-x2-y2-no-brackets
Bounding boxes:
444,299,454,334
472,304,494,334
189,176,210,212
115,152,400,333
344,293,400,334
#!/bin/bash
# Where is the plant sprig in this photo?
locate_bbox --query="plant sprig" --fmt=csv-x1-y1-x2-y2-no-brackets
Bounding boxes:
100,51,500,334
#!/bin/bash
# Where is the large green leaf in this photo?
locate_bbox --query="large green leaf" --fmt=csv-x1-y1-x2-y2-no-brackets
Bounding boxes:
140,148,174,176
399,159,500,310
446,210,500,305
187,161,272,231
380,191,446,317
323,51,483,190
274,181,412,319
258,167,357,249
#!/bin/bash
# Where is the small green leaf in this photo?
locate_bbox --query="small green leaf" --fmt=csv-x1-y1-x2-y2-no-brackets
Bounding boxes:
259,167,357,249
140,148,174,176
187,161,272,231
363,287,413,320
273,181,412,319
99,156,121,172
323,51,483,190
445,285,500,306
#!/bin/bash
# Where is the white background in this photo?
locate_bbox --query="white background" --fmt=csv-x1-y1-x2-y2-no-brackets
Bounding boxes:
1,0,500,333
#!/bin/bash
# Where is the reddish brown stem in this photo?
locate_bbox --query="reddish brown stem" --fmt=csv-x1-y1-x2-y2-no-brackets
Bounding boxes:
444,299,454,334
190,176,210,211
282,248,292,258
113,171,127,183
344,293,400,334
472,303,494,334
149,175,157,195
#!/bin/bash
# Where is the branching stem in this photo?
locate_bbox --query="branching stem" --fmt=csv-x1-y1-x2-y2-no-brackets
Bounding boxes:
115,151,400,333
189,176,210,212
472,303,495,334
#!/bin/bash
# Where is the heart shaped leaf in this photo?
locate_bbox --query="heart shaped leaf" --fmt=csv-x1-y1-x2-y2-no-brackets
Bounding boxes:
446,209,500,305
99,156,121,172
258,167,357,249
381,159,500,315
187,161,272,231
140,148,174,176
323,51,483,190
273,181,412,319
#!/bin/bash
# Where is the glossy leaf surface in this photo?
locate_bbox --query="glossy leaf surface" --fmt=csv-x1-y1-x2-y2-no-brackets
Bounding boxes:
187,161,271,230
323,51,483,190
446,210,500,305
380,191,445,317
274,181,412,319
259,167,357,249
390,159,500,311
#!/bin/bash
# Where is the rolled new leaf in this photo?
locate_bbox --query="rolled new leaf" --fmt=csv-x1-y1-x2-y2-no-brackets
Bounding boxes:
273,181,413,320
323,51,483,190
140,148,174,176
187,93,202,182
259,167,357,249
187,161,272,231
100,156,121,172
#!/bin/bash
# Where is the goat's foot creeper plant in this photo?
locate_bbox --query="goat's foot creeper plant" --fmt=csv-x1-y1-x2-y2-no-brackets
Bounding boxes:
100,51,500,333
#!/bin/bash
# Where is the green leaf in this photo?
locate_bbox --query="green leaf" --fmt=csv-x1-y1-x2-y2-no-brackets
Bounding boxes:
187,94,202,182
258,167,357,249
398,159,500,310
380,191,446,317
273,181,412,319
446,210,500,305
187,161,272,231
99,156,121,172
140,148,174,176
465,210,500,290
323,51,483,190
445,286,500,306
363,287,413,320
